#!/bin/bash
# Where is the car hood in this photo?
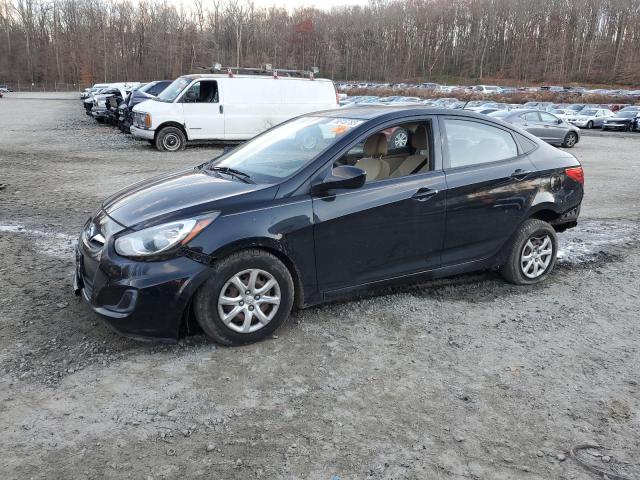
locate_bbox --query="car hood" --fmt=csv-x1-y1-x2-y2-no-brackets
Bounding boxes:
102,169,274,229
132,98,173,114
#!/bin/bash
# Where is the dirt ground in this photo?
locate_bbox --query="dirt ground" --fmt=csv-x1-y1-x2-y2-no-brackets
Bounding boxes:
1,93,639,480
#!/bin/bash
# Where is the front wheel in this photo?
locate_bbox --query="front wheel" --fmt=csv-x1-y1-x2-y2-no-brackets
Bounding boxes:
499,219,558,285
562,131,578,148
586,120,593,129
155,126,186,152
194,249,295,345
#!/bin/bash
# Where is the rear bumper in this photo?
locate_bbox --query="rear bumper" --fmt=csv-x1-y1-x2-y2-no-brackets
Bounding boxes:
130,126,155,140
74,239,212,341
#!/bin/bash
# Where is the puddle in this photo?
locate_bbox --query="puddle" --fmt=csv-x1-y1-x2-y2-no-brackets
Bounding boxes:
0,225,77,259
557,219,639,265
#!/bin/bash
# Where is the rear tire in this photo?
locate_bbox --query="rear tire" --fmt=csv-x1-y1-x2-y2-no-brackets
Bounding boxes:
155,126,186,152
562,131,578,148
499,219,558,285
193,249,294,345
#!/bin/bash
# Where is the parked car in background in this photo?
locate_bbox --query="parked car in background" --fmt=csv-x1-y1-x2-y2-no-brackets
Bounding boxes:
75,106,584,344
118,80,172,133
472,85,501,94
0,84,13,92
490,109,580,147
550,108,571,119
565,108,613,128
131,70,338,151
601,110,640,131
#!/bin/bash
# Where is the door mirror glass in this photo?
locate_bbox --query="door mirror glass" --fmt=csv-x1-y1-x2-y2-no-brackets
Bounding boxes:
315,165,366,192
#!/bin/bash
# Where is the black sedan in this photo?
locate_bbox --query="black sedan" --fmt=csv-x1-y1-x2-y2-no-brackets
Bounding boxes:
601,110,640,131
75,107,584,345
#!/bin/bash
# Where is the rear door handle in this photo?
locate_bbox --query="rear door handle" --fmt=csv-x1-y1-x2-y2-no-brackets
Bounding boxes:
510,169,532,181
412,187,438,201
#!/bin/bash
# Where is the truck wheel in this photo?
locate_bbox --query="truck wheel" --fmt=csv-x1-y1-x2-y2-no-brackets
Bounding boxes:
499,219,558,285
193,249,295,346
155,126,186,152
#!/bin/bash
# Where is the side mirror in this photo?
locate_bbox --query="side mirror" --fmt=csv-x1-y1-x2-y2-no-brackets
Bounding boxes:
557,118,563,124
313,165,366,193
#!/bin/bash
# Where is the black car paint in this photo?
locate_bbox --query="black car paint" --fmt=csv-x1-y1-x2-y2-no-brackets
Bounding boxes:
75,107,583,340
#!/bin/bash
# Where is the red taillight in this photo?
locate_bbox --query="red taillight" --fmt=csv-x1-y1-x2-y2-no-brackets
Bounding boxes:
565,166,584,184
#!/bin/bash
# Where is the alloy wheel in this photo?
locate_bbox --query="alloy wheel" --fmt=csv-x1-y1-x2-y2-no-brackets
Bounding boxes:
393,129,408,148
217,269,281,333
565,133,577,147
520,235,553,279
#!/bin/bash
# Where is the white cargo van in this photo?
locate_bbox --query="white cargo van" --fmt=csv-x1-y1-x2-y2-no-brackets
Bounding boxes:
130,72,339,151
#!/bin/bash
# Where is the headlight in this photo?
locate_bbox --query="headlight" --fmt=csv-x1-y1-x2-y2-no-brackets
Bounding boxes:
114,215,218,257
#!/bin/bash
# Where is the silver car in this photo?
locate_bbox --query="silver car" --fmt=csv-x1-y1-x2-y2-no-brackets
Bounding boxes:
489,109,580,148
565,108,613,128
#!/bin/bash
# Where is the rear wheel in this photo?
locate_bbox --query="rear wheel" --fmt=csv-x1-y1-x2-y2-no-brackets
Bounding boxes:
562,131,578,148
194,249,294,345
155,126,186,152
499,219,558,285
389,128,409,149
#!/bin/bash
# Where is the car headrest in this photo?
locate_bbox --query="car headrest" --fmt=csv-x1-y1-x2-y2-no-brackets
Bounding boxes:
411,125,429,150
363,133,388,157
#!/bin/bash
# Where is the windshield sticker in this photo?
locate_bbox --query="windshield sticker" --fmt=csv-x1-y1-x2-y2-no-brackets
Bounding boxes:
328,118,364,135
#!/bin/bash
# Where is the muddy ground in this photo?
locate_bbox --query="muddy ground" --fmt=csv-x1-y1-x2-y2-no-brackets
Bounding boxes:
1,93,639,480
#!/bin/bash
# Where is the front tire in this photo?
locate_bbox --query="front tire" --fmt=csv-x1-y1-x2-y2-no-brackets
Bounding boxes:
499,219,558,285
194,249,295,345
562,131,578,148
586,120,593,129
155,126,186,152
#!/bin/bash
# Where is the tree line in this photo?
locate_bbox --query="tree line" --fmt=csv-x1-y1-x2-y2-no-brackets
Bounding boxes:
1,0,639,89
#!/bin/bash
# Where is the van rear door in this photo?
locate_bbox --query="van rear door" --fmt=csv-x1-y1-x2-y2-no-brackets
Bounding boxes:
180,79,225,140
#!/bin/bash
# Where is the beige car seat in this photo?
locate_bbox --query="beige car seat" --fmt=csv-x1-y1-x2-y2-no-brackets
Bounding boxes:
390,125,430,177
354,133,390,181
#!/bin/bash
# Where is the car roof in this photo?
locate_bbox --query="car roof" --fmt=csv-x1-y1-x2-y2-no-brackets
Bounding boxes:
312,105,487,120
180,73,333,83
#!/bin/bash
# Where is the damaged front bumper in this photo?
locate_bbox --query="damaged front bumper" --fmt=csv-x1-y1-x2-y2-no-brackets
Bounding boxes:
74,214,213,341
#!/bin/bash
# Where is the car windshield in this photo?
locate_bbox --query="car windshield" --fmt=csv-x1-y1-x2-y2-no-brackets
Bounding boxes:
581,109,597,116
206,116,364,183
614,111,636,118
488,110,510,118
155,77,191,102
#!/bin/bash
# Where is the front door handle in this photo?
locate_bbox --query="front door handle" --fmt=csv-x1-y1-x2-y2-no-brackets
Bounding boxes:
219,105,224,114
510,169,532,181
412,187,438,201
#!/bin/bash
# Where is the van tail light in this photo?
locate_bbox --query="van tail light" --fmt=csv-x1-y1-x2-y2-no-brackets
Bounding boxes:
565,166,584,184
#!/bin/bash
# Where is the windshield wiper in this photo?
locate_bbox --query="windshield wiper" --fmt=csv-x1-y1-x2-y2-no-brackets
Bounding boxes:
208,166,255,184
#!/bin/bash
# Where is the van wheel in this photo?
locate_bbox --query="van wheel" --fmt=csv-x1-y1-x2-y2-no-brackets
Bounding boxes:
499,219,557,285
193,249,294,346
155,126,186,152
562,132,577,148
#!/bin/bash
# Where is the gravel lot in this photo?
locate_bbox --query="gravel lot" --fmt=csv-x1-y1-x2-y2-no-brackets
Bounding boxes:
1,92,639,479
